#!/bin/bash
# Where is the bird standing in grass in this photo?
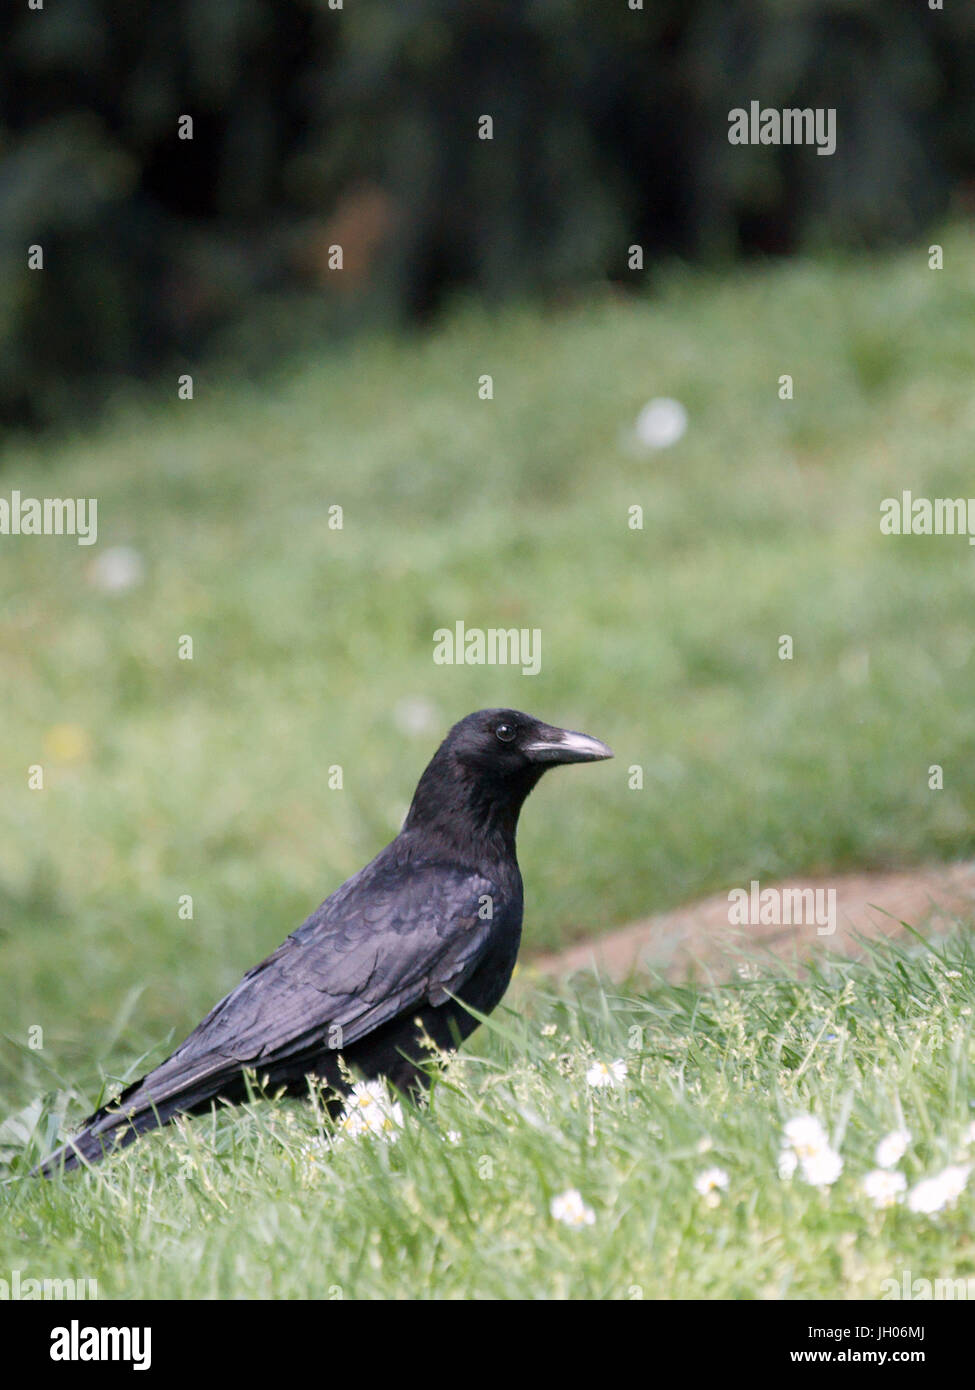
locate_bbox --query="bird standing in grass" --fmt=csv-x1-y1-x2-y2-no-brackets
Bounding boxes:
36,708,611,1175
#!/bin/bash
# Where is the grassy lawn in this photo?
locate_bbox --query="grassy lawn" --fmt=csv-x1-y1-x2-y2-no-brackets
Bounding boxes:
2,234,975,1295
3,932,974,1298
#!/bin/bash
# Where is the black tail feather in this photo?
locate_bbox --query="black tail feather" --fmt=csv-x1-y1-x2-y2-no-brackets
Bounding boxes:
31,1070,237,1178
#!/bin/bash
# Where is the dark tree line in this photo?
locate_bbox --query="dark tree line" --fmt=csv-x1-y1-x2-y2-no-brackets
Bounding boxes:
1,0,972,427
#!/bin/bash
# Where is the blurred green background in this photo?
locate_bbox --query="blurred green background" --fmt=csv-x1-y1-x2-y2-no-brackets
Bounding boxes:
2,2,975,1112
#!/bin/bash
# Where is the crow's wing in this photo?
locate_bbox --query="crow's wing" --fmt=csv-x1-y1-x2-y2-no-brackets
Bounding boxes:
126,858,503,1106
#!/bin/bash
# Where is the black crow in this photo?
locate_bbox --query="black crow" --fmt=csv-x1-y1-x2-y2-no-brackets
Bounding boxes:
35,708,611,1175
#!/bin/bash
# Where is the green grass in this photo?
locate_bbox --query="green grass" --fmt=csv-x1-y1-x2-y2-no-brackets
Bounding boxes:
3,931,974,1298
2,234,975,1294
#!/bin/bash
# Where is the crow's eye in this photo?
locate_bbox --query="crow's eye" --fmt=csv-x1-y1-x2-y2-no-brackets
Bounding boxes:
495,723,516,743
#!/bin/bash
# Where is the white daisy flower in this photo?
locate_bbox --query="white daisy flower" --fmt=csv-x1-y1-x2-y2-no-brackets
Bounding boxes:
875,1129,911,1169
939,1164,971,1201
336,1080,404,1142
297,1139,330,1181
863,1169,907,1209
586,1058,627,1089
906,1177,945,1215
907,1164,971,1215
634,397,688,450
800,1147,844,1188
550,1188,595,1228
89,546,145,594
783,1115,830,1159
694,1167,729,1207
778,1147,799,1180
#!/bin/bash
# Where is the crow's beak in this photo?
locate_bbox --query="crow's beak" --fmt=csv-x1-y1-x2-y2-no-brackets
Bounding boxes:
524,725,614,765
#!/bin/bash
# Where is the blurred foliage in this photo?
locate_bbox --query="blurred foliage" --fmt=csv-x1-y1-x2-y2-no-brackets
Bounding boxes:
1,0,973,426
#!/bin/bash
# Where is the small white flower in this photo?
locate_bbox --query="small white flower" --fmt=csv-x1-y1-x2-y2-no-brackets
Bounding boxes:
800,1147,844,1188
783,1115,830,1159
862,1169,907,1209
939,1164,971,1201
907,1164,970,1215
89,546,145,594
875,1129,911,1169
634,397,688,450
336,1081,404,1142
907,1178,945,1215
778,1147,799,1180
297,1139,330,1181
694,1167,729,1202
550,1188,595,1228
962,1121,975,1147
540,1024,557,1037
586,1058,627,1089
443,1130,462,1146
780,1114,843,1184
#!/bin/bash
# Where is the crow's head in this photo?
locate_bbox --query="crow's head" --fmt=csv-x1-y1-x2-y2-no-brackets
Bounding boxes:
404,708,612,850
446,708,613,773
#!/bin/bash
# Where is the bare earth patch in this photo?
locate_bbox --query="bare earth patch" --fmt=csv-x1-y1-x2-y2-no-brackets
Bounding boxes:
528,863,975,983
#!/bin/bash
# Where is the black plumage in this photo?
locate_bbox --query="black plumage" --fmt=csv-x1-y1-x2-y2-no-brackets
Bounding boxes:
35,708,611,1175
